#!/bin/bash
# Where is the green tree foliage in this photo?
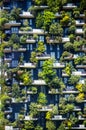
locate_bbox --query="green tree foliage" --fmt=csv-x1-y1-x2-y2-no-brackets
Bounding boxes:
35,0,46,5
36,13,44,28
49,23,63,36
10,7,21,20
36,41,46,55
20,71,32,85
29,103,39,117
37,92,47,105
24,121,34,130
68,75,80,85
30,51,38,64
35,125,43,130
12,83,20,98
39,59,56,86
80,0,86,11
43,11,55,31
46,121,56,130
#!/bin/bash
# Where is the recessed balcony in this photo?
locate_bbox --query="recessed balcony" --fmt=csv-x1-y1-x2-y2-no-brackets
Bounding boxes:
19,11,34,18
74,106,81,111
19,63,36,68
63,3,77,9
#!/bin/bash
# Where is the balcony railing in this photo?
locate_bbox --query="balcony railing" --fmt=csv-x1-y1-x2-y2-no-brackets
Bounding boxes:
19,11,34,18
36,54,51,60
24,116,38,121
53,62,65,68
76,29,84,34
19,63,36,68
26,39,36,43
4,21,21,28
75,20,85,26
19,29,46,35
63,3,77,9
52,115,66,120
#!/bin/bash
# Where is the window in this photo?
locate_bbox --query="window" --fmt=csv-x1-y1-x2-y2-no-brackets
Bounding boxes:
15,113,18,120
12,60,18,67
40,61,43,67
50,45,53,51
57,51,60,59
55,95,58,101
11,27,18,33
51,52,55,58
12,53,14,59
29,44,33,50
39,36,44,42
29,19,32,26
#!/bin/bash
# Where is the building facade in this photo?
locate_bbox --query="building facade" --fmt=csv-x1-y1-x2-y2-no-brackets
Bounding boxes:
0,0,86,129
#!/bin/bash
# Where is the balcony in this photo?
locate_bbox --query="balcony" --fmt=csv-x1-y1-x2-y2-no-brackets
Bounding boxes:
4,21,21,29
4,58,12,62
4,47,12,53
19,11,34,18
33,5,48,10
72,71,86,77
52,115,66,120
24,116,38,121
38,106,52,112
36,54,51,60
63,3,77,9
53,62,65,68
12,48,26,52
19,29,46,35
32,80,46,85
66,125,86,129
63,90,79,94
19,63,36,68
75,20,85,26
74,106,81,111
26,39,36,44
62,37,70,43
76,65,86,68
55,13,62,18
5,107,12,114
76,29,84,34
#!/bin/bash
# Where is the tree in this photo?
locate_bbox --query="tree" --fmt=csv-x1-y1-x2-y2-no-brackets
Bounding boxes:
35,125,43,130
63,42,73,51
49,23,63,37
80,0,86,11
12,83,20,98
20,71,32,85
38,59,56,86
29,103,39,117
30,51,38,64
57,123,65,130
10,7,21,20
24,121,34,130
46,121,56,130
34,0,46,5
68,75,80,85
36,13,44,28
43,11,55,31
37,92,47,105
36,41,46,55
